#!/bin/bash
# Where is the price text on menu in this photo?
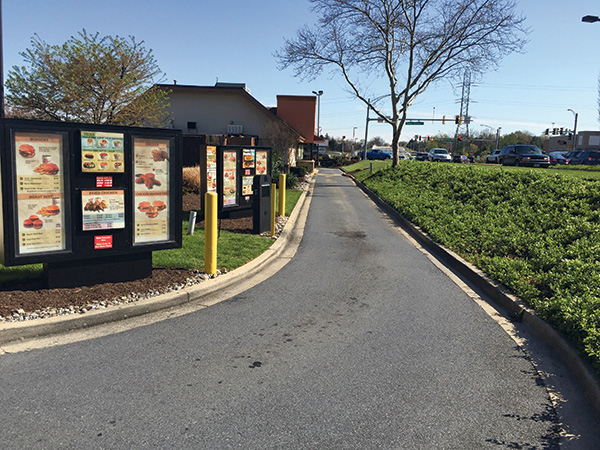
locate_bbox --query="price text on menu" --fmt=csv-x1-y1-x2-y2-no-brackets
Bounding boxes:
14,132,66,255
133,138,170,244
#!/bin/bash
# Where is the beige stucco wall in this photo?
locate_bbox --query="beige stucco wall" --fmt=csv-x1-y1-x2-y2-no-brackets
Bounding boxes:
167,89,274,136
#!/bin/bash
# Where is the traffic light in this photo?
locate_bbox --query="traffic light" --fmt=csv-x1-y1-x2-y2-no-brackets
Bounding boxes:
419,135,422,141
559,128,564,135
427,136,431,141
455,115,460,124
553,128,558,135
442,115,446,125
457,135,462,141
544,129,549,136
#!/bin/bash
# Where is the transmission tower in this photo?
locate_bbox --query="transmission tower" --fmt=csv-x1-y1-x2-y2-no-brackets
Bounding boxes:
454,70,472,151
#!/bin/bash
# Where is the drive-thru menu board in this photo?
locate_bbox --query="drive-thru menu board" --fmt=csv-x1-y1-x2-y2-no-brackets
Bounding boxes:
133,137,170,244
14,131,66,255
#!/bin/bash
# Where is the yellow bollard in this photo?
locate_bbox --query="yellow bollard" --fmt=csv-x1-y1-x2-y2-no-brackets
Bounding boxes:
279,173,286,218
204,192,218,274
271,183,277,237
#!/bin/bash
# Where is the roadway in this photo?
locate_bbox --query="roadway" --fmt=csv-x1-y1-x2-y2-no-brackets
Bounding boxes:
1,168,598,448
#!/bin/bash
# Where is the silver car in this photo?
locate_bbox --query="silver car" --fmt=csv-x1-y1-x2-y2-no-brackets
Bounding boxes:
428,148,452,162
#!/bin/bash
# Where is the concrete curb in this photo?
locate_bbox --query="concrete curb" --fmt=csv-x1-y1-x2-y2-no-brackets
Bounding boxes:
0,177,314,347
347,172,600,417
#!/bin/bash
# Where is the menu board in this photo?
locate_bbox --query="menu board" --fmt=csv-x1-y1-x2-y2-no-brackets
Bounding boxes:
242,176,253,196
14,132,66,255
242,148,255,169
81,131,125,173
133,138,170,244
206,146,217,193
256,151,268,175
82,190,125,231
223,150,238,206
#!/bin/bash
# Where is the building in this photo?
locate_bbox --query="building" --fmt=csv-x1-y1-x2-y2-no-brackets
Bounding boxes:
543,131,600,153
157,82,311,167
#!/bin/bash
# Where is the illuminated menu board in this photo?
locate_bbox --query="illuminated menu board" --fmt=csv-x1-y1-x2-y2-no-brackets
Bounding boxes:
206,146,217,193
256,150,268,175
82,190,125,231
81,131,125,173
133,137,170,244
14,132,67,255
222,150,238,206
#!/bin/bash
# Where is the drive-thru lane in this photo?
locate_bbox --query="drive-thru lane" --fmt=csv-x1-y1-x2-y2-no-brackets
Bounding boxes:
1,168,597,448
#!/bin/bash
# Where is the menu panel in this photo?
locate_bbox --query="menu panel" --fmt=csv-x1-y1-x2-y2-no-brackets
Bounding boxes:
256,150,268,175
133,138,170,244
206,146,217,193
81,131,125,173
14,132,66,255
82,190,125,231
242,148,255,169
223,150,238,207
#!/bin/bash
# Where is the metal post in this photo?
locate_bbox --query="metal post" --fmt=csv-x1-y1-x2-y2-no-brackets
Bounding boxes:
495,127,501,150
186,210,197,235
363,100,370,160
313,90,323,165
0,0,4,118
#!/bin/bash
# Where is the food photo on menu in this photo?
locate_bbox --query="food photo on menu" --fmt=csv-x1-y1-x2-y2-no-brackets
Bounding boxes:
137,199,167,218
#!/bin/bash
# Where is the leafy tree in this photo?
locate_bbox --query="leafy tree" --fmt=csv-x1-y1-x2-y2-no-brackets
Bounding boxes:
6,30,170,126
276,0,528,166
368,136,388,148
500,131,535,147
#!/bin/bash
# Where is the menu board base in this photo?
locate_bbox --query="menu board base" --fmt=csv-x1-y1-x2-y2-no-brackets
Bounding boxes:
44,252,152,288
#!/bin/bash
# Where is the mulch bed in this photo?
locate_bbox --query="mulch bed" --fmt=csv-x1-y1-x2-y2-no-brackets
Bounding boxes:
0,193,255,320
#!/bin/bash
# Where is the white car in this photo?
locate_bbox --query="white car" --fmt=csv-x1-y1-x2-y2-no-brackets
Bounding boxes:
428,148,452,162
486,149,501,164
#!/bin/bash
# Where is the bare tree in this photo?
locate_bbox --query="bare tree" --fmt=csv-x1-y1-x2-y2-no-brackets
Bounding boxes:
276,0,528,165
260,119,301,171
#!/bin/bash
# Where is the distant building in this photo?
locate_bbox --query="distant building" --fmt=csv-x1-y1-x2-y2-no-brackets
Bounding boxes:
543,131,600,153
157,83,308,166
575,131,600,151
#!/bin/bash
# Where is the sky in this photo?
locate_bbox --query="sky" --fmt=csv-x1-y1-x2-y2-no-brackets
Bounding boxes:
2,0,600,145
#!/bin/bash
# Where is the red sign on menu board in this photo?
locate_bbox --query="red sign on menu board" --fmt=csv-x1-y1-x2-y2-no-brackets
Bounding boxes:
94,235,113,249
96,176,113,188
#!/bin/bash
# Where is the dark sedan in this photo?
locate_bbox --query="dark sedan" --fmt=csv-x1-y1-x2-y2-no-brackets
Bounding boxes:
548,151,568,165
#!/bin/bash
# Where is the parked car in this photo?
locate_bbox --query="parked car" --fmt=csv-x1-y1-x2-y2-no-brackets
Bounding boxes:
366,148,392,160
415,152,428,161
428,148,452,162
548,151,568,165
498,145,550,168
564,150,580,165
566,150,600,165
452,154,470,164
486,149,501,164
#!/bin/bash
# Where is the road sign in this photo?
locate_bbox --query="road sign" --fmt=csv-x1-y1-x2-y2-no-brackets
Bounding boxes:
406,121,424,125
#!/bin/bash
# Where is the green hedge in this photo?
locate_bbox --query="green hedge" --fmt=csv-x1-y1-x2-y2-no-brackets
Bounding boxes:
359,163,600,373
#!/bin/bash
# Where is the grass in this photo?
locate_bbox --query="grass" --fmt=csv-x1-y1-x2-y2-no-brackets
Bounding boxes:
355,162,600,373
1,188,304,286
344,159,600,181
